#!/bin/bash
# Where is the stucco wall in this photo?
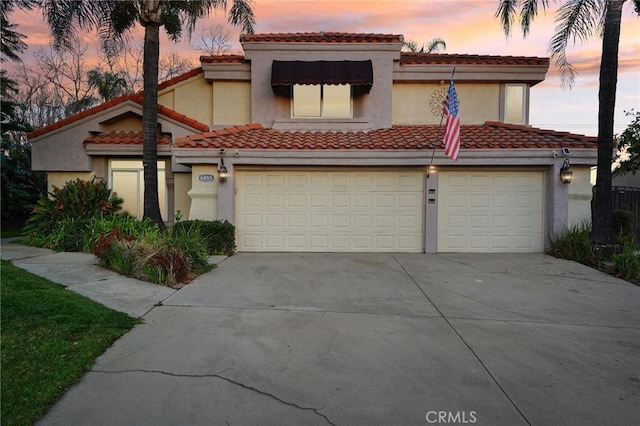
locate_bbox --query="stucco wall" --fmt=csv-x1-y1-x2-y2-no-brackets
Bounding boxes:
157,74,213,126
47,172,94,193
568,166,593,227
245,49,397,130
174,77,213,126
213,82,251,126
158,90,175,110
188,165,219,221
174,172,192,219
392,83,500,125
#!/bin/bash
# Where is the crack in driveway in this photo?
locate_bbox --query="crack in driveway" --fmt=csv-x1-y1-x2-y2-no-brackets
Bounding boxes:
92,368,336,426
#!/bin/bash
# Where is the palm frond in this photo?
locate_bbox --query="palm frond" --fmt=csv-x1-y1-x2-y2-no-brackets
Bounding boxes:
0,16,27,61
181,0,227,36
425,38,447,53
548,0,603,87
229,0,255,34
40,0,134,52
496,0,520,37
521,0,552,36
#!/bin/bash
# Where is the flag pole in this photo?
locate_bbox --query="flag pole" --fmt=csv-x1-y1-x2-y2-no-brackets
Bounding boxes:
427,68,455,179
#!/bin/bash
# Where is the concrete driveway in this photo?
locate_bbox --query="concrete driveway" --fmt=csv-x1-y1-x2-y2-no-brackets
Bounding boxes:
23,252,640,426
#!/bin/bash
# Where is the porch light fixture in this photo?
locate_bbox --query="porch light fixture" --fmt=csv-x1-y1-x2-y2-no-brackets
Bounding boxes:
559,159,573,184
218,152,228,183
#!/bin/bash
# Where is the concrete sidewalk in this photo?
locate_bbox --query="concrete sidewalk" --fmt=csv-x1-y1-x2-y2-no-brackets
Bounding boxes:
1,238,177,317
2,240,639,425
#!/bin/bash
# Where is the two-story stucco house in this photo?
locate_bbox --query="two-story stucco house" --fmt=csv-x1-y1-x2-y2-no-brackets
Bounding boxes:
28,32,598,253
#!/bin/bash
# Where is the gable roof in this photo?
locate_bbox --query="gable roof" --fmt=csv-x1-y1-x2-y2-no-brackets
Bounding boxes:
240,32,404,44
28,91,209,139
174,122,597,151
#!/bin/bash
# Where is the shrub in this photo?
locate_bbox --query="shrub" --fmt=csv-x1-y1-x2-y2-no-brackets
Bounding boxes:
24,212,158,253
23,178,123,240
612,209,634,236
612,242,640,281
96,227,211,287
84,215,159,252
547,222,601,267
172,220,236,255
91,227,136,258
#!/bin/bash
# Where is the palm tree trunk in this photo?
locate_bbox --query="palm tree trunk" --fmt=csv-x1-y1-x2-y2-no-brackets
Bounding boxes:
142,22,164,230
591,0,626,244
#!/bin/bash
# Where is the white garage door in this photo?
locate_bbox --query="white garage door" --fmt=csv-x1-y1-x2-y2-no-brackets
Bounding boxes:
438,171,544,252
236,170,424,252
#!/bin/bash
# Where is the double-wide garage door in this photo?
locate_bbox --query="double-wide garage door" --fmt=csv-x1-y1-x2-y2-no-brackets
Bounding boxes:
236,170,424,252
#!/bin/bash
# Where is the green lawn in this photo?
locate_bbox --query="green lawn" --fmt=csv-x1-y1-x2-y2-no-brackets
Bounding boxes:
0,260,139,426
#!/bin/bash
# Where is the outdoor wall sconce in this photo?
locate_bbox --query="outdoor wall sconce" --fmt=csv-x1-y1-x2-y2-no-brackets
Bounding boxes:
218,150,228,183
559,159,573,184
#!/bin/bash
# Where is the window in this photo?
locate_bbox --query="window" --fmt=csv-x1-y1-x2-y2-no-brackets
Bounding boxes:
292,84,352,118
110,160,166,220
503,84,528,124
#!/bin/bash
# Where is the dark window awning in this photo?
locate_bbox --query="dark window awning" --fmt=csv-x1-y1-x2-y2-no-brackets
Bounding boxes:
271,60,373,94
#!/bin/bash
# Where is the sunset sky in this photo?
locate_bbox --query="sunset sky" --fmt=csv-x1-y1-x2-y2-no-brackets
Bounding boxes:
8,0,640,136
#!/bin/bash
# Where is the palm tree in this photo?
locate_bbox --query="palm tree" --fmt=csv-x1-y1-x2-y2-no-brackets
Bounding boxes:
40,0,255,229
1,0,37,61
87,69,129,102
496,0,639,245
402,38,447,53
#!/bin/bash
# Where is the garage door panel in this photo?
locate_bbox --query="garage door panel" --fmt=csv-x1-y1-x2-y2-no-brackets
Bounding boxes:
438,171,543,253
375,194,394,208
287,235,306,249
470,215,489,228
266,214,284,227
332,194,350,207
237,170,423,252
288,214,306,228
288,193,306,208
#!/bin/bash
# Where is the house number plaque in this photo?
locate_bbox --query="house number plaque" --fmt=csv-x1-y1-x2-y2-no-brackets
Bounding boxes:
198,174,215,182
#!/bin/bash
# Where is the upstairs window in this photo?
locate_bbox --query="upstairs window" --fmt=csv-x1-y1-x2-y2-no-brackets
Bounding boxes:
503,84,528,125
292,84,352,118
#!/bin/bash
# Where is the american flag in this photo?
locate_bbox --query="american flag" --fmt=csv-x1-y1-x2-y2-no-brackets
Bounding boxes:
443,77,460,161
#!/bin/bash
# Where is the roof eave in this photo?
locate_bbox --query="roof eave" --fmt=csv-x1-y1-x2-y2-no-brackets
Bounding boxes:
202,62,251,81
393,63,549,85
85,144,172,156
172,147,597,167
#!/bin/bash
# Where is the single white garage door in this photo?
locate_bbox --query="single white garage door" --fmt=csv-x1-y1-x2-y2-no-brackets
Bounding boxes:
236,169,424,252
438,171,544,252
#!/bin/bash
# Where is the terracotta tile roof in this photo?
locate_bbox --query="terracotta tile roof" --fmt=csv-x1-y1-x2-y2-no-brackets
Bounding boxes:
240,32,403,44
200,54,246,63
84,131,172,145
400,53,550,67
174,122,597,150
28,94,140,139
28,91,208,139
156,104,209,132
157,67,203,91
